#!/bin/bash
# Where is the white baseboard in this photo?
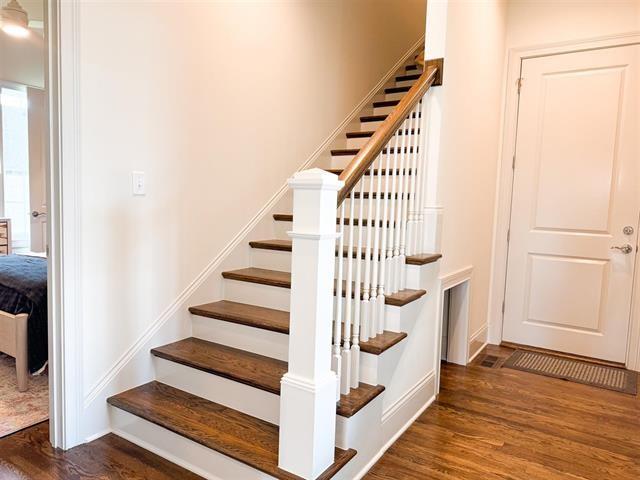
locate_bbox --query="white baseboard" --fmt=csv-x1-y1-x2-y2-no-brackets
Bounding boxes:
468,325,489,363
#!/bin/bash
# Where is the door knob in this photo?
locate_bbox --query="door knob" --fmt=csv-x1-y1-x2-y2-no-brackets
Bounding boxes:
31,210,46,218
611,244,633,254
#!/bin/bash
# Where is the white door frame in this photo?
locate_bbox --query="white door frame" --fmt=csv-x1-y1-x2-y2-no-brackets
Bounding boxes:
488,32,640,371
47,0,85,448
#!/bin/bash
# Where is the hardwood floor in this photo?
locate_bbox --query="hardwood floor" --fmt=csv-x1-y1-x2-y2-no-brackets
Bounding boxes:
366,345,640,480
1,345,637,479
0,421,202,479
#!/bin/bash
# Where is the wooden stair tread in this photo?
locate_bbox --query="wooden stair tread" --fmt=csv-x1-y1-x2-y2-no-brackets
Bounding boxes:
249,238,439,266
396,73,421,81
405,64,419,72
331,146,418,156
189,300,290,334
222,267,426,307
385,85,411,94
107,381,356,480
360,112,420,123
405,253,442,265
345,128,418,138
372,99,400,108
189,301,407,355
151,338,383,417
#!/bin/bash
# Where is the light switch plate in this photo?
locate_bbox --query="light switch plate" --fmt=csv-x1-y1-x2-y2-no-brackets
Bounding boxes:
132,171,145,196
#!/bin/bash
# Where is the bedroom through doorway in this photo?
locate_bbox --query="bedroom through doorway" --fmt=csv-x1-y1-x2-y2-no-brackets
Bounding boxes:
0,0,49,438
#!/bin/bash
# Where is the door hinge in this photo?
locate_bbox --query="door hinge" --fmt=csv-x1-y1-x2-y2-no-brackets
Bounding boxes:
517,77,523,94
512,154,516,170
507,229,511,243
502,300,506,314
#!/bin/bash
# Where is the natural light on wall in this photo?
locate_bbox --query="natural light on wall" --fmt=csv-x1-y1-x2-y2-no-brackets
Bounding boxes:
0,87,31,250
0,0,29,38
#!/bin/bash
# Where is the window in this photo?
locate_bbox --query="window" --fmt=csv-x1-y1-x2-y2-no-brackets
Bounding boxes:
0,87,31,250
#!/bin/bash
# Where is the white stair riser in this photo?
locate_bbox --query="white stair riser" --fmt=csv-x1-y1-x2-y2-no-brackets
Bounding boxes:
331,152,419,169
346,136,371,149
385,91,406,102
395,79,417,88
110,408,276,480
360,120,384,131
192,314,289,362
252,248,415,280
373,105,396,116
348,133,419,150
154,356,280,424
224,278,291,311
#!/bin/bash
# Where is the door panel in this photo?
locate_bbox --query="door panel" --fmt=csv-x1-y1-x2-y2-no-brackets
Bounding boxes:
503,45,639,363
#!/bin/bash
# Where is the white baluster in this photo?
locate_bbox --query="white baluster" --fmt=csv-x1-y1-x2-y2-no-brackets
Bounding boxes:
416,93,429,253
393,117,410,293
386,132,399,291
332,202,345,401
351,179,364,389
361,163,375,342
369,154,384,338
406,102,420,256
340,191,355,395
377,138,394,335
399,108,418,291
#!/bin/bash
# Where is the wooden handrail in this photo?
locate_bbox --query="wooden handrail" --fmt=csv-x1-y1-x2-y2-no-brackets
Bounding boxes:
337,58,443,206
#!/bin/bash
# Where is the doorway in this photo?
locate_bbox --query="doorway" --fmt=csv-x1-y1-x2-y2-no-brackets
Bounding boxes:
0,0,50,439
502,45,640,363
440,280,470,366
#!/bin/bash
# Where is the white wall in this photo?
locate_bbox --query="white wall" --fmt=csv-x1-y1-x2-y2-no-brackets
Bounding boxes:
506,0,640,48
432,0,508,358
69,0,426,440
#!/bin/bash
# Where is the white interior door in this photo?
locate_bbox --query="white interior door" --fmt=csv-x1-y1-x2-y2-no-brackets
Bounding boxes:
503,45,639,363
27,87,46,253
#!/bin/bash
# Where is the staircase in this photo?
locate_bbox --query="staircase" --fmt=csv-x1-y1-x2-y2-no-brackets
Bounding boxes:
107,52,443,480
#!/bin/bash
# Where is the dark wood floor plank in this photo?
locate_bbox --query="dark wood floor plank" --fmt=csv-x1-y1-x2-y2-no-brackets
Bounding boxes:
0,421,204,480
365,344,640,480
151,337,384,417
107,382,355,480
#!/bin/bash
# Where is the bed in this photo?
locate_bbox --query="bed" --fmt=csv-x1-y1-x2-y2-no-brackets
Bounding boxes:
0,255,47,392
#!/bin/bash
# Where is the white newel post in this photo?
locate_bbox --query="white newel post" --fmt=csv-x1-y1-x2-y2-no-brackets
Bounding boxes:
278,168,343,479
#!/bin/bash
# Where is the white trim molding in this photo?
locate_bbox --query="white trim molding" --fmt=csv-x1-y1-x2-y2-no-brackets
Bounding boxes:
488,33,640,373
47,0,85,449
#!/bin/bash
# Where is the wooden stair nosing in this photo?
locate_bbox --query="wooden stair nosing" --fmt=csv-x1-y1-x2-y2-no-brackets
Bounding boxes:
107,381,356,480
249,238,441,266
221,267,427,307
189,301,407,355
150,338,385,417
